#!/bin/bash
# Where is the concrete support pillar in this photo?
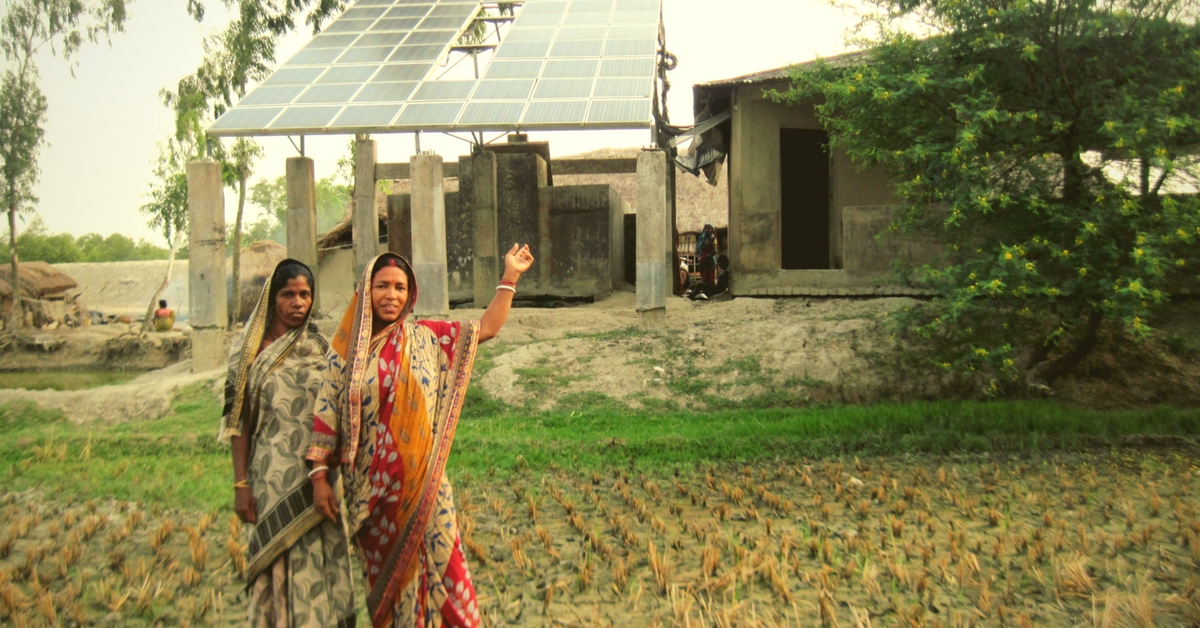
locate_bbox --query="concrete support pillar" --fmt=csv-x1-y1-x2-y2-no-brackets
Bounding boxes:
636,150,670,322
285,156,319,313
470,151,499,307
411,154,449,317
187,160,228,372
353,137,380,278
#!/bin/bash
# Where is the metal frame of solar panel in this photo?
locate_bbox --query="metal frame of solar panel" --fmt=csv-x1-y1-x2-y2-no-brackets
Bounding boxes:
208,0,661,137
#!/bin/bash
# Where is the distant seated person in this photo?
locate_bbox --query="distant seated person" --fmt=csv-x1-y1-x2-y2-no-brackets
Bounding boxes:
687,255,730,301
153,300,175,332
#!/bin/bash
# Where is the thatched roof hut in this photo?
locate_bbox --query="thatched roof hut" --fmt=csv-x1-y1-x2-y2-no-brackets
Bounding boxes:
0,261,79,301
556,147,727,234
230,240,288,321
317,205,390,256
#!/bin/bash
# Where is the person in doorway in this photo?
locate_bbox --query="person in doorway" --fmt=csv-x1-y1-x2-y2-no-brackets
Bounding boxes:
695,223,718,284
153,300,175,332
687,254,731,301
308,243,535,628
223,260,356,628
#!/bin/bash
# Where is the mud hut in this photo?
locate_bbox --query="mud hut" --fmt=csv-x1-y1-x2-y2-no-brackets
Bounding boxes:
228,240,288,322
0,262,82,328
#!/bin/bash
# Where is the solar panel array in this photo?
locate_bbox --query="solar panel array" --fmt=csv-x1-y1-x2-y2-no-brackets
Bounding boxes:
208,0,661,136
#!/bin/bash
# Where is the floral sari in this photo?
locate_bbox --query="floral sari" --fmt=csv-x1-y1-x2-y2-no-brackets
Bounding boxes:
308,253,481,628
223,259,357,628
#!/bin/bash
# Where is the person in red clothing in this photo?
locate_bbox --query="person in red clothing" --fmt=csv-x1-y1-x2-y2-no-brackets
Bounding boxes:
307,244,534,628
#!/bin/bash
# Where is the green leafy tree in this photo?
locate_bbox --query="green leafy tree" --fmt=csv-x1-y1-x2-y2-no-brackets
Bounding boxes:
139,139,191,332
779,0,1200,394
227,137,262,326
0,0,130,328
247,174,350,243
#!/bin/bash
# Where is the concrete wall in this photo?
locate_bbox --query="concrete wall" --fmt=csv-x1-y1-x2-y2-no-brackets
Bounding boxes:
728,81,906,295
316,243,389,318
539,185,628,297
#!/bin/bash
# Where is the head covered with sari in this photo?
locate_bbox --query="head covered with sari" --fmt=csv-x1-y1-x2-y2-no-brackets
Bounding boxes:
221,258,319,439
310,252,482,627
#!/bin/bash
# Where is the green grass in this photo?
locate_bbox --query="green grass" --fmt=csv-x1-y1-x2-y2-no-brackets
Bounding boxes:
3,380,1198,514
0,369,147,391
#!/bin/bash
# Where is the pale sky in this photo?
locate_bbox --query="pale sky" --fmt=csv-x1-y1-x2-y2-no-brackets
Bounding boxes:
29,0,855,243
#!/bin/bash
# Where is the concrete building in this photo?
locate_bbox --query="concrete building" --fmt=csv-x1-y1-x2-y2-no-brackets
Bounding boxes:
688,59,936,297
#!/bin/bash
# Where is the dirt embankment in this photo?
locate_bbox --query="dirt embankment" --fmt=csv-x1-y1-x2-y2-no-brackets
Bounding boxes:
0,291,1196,422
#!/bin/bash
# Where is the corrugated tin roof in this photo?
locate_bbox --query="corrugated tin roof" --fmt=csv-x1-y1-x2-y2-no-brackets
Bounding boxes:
694,50,867,90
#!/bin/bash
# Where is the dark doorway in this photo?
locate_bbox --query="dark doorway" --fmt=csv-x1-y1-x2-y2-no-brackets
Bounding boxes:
780,128,831,269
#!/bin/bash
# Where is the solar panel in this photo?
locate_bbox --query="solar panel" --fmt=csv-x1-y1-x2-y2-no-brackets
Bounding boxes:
209,0,661,135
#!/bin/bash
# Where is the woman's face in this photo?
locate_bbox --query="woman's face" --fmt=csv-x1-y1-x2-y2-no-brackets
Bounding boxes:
274,276,313,329
371,265,409,324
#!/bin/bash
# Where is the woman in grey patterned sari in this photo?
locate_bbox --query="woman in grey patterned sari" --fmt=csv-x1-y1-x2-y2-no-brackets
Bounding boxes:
223,259,356,628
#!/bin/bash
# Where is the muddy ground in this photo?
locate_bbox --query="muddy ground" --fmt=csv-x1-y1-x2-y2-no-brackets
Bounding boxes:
0,291,1197,423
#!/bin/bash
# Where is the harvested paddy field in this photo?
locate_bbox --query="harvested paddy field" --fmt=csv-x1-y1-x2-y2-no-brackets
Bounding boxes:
1,391,1199,626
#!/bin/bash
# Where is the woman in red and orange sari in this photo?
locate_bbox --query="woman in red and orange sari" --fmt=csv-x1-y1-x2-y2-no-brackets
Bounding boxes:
307,244,534,627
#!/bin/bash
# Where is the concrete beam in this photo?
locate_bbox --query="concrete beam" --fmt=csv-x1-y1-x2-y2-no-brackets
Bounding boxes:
470,151,499,307
376,158,633,180
553,158,639,175
353,137,380,278
636,150,670,316
376,161,459,181
187,160,228,372
285,156,319,313
410,154,449,317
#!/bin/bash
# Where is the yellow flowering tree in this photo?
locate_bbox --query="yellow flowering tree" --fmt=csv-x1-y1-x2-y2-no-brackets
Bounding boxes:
776,0,1200,393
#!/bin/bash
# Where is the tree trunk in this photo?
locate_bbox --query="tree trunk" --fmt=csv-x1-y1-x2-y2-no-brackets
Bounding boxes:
1025,309,1103,388
8,191,20,331
142,230,184,332
230,170,247,326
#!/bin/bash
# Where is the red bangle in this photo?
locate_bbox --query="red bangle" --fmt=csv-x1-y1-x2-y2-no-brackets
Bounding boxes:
499,280,517,288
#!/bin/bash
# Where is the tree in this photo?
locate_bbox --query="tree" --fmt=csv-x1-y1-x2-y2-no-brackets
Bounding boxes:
139,139,190,332
247,174,350,243
227,137,262,326
778,0,1200,394
0,0,131,328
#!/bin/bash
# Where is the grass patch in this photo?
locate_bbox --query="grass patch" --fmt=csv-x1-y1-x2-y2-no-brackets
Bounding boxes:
3,381,1198,514
0,369,147,391
0,383,228,512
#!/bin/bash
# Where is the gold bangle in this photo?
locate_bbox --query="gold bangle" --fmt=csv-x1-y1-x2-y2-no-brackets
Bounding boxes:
233,479,250,490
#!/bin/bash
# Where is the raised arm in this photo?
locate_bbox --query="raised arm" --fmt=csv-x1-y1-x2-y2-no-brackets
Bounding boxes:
479,243,535,343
